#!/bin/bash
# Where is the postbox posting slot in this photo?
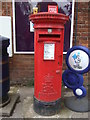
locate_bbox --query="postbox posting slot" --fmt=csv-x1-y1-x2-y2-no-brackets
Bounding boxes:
38,34,61,42
39,34,60,38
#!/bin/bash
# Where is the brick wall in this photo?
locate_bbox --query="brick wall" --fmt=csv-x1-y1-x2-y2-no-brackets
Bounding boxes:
9,55,34,86
1,2,89,86
73,2,89,86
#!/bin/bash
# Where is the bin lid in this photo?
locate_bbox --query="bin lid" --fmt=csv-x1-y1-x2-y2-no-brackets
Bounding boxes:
29,12,69,27
0,35,10,48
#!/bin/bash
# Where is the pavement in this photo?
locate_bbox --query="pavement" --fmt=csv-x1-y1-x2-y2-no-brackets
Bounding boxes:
0,86,89,119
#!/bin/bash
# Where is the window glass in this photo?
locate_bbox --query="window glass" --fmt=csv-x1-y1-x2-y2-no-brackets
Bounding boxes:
14,0,74,53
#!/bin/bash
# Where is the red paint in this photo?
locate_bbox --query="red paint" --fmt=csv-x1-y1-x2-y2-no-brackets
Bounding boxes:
30,12,69,102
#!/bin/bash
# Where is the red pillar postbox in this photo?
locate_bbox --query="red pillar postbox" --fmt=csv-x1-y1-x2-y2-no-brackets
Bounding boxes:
29,12,69,115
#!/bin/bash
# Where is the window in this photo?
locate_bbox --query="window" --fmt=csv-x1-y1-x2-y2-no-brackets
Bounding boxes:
13,0,75,54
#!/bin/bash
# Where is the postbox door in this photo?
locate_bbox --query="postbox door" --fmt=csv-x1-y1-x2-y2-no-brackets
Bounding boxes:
34,29,64,102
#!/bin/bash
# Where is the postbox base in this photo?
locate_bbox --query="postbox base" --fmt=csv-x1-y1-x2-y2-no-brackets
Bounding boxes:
33,96,61,116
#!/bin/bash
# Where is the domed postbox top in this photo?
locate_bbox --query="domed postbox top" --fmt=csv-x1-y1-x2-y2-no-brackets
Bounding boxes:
29,12,69,28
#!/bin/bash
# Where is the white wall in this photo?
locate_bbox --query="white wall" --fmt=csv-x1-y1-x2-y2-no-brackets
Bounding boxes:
0,16,12,57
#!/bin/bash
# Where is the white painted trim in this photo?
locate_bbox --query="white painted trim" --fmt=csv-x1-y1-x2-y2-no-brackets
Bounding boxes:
13,1,75,55
13,0,17,54
14,51,34,54
70,0,75,49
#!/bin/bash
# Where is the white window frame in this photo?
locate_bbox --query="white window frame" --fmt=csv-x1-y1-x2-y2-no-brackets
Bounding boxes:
13,0,75,54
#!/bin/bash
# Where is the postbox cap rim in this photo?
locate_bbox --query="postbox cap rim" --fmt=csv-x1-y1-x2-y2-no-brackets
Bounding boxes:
29,12,69,24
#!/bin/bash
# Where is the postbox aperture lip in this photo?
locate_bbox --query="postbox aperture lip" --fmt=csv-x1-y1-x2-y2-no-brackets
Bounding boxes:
66,46,90,74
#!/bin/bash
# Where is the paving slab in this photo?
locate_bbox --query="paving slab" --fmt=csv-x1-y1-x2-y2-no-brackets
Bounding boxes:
71,112,88,119
0,93,20,117
22,96,74,118
0,86,89,119
22,96,89,119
